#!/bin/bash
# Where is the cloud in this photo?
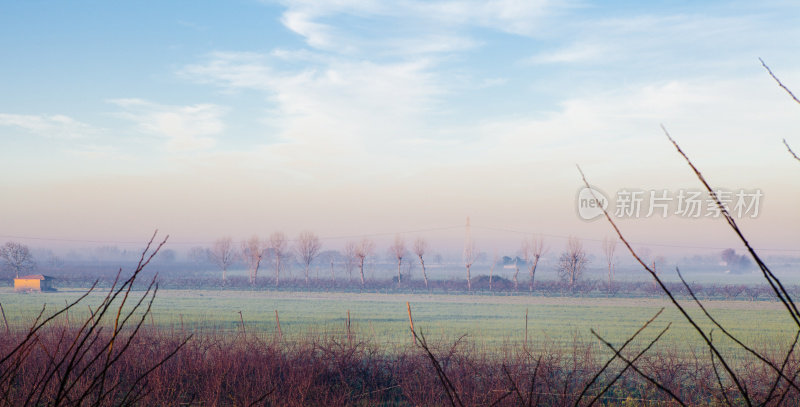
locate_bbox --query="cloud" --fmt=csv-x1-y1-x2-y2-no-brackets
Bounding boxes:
407,0,558,36
0,113,96,139
272,0,564,55
110,99,226,152
184,52,442,140
528,41,608,64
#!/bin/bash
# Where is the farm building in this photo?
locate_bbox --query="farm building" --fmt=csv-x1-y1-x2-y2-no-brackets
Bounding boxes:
14,275,56,292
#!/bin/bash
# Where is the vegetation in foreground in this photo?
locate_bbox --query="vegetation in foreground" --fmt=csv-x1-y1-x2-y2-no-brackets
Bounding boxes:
3,320,800,406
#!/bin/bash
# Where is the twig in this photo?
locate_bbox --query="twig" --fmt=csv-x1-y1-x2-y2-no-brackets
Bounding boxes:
591,328,686,406
784,139,800,163
407,301,416,345
412,330,465,407
676,267,800,395
275,310,282,340
578,165,752,406
502,364,525,405
760,58,800,105
709,331,732,407
0,302,9,334
527,356,541,407
763,330,800,405
574,307,665,406
663,126,800,331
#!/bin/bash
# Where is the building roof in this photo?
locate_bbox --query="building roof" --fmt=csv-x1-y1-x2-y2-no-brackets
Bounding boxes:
16,274,55,280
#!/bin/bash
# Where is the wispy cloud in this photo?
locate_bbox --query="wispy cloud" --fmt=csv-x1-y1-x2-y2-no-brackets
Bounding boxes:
183,52,443,141
0,113,96,139
110,99,226,152
273,0,566,55
180,50,450,179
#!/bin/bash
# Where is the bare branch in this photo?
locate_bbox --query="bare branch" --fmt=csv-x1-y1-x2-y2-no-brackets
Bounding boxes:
760,58,800,105
784,139,800,163
577,165,752,406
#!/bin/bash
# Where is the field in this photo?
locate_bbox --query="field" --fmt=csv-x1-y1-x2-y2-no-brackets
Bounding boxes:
1,287,796,356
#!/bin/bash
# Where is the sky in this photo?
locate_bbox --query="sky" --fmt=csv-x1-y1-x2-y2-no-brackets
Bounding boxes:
0,0,798,257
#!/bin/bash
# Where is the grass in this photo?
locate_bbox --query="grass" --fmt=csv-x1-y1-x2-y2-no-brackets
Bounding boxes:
1,287,796,357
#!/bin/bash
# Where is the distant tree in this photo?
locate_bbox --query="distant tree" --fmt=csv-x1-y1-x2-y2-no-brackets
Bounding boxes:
353,238,374,287
93,246,123,262
158,248,177,263
0,241,36,278
209,237,236,284
721,248,751,274
512,256,521,291
389,235,407,284
318,250,341,283
413,237,429,289
521,236,546,292
187,246,210,269
557,237,587,292
241,236,265,285
295,231,322,285
270,232,289,286
602,237,617,289
344,241,358,282
45,252,65,270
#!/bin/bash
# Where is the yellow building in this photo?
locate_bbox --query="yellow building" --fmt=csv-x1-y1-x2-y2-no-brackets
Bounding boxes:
14,275,56,292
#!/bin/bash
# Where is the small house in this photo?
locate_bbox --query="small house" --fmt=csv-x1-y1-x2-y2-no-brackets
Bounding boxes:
14,275,56,292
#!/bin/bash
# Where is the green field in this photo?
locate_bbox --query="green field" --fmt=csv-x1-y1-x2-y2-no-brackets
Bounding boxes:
1,287,796,357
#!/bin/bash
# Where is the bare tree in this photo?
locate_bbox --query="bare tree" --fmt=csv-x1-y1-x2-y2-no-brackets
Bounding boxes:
269,231,289,287
557,237,587,292
241,236,265,285
354,238,374,288
389,235,407,284
295,230,322,285
521,236,545,292
344,241,357,282
413,237,429,289
209,237,236,285
602,237,617,290
187,246,210,269
0,241,36,278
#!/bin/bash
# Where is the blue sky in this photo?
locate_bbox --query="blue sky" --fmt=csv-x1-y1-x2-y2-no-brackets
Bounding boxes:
1,0,798,254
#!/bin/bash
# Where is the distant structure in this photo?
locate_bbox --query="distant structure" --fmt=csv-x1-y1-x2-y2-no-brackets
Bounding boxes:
14,274,56,292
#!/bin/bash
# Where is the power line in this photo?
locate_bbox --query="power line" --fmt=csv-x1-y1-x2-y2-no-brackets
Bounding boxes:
0,223,797,253
472,225,800,253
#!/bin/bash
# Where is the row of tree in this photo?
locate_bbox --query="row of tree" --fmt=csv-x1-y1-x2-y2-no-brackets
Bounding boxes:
194,233,609,292
3,236,753,293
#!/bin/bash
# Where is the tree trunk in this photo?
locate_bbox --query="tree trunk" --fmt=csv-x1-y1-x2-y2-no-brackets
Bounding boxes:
489,263,494,292
397,259,402,283
513,259,520,291
529,257,539,292
359,259,366,287
419,257,428,289
275,258,280,287
250,259,261,285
